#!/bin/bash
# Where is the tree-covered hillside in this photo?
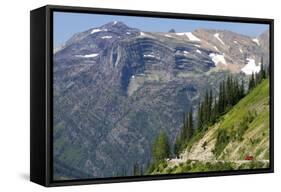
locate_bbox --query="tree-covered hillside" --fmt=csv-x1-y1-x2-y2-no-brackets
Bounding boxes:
148,77,270,174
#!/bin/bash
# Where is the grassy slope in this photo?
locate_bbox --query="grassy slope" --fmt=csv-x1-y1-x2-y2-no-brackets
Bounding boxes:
150,79,270,175
216,78,270,160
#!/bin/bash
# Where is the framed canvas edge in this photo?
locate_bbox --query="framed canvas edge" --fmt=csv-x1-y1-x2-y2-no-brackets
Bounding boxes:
39,4,274,187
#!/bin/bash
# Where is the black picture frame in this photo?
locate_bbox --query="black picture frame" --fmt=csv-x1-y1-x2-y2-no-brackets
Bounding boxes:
30,5,274,187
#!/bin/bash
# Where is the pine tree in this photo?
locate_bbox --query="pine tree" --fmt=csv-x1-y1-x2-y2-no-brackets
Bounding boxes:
152,131,170,162
203,90,209,125
218,82,223,114
221,80,226,113
239,79,245,98
211,98,218,123
233,78,239,104
186,115,190,139
208,90,213,123
260,56,266,79
181,112,188,140
174,135,181,157
197,102,203,131
187,108,193,139
264,66,269,78
226,76,231,107
248,72,255,90
200,102,204,130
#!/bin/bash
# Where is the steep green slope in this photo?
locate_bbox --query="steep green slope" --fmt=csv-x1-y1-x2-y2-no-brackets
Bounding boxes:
150,79,270,175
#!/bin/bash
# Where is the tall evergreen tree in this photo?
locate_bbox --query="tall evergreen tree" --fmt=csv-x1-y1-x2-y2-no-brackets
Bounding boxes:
218,82,223,114
226,76,231,107
204,90,210,126
260,56,266,79
240,79,245,98
197,102,203,131
181,112,188,140
233,78,239,104
208,90,213,123
152,131,170,162
187,108,194,139
211,98,218,123
218,80,226,114
248,72,255,90
174,135,181,157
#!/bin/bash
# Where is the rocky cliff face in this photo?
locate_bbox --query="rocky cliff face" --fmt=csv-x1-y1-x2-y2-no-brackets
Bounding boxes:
53,21,269,179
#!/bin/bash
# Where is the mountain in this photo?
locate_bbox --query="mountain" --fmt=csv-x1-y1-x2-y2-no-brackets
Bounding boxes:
53,21,269,179
150,78,270,174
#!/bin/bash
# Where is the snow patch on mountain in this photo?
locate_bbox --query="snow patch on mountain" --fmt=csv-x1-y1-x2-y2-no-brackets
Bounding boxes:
75,53,99,58
144,54,155,58
214,33,225,45
140,32,147,36
186,32,201,41
101,36,112,39
239,48,243,53
91,28,107,34
196,49,202,54
165,34,172,38
241,58,261,75
176,33,185,36
176,32,201,41
209,53,226,66
139,32,155,39
91,29,102,34
252,38,260,46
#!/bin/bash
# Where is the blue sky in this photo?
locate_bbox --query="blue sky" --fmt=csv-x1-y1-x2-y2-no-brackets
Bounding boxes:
54,11,269,47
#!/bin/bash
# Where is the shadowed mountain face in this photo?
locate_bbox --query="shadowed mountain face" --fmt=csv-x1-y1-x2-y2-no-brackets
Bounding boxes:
53,21,269,179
